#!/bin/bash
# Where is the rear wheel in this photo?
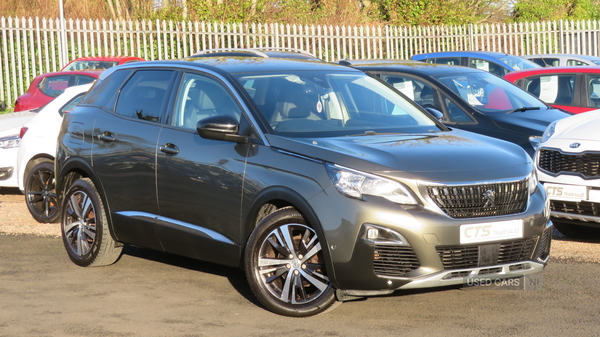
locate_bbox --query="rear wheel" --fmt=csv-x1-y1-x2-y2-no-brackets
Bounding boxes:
553,220,600,240
244,207,337,317
24,160,59,223
61,178,122,267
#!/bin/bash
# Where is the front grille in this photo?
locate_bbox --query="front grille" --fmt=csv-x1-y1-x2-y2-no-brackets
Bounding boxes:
427,180,529,219
539,149,600,178
436,237,536,270
373,244,420,277
551,200,600,217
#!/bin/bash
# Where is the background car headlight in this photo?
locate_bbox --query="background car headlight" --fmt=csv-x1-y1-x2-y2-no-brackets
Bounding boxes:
326,163,418,205
0,135,20,149
528,169,538,195
540,120,557,143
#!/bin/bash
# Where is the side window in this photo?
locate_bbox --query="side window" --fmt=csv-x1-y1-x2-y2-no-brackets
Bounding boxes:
524,75,575,105
172,72,242,129
115,70,174,122
434,57,461,66
381,74,437,109
442,96,473,123
567,59,587,66
542,58,560,67
469,58,506,77
587,75,600,108
39,75,70,97
59,93,86,116
529,58,546,67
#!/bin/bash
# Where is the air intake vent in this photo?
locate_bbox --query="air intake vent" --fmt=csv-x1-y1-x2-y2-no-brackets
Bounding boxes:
373,244,420,277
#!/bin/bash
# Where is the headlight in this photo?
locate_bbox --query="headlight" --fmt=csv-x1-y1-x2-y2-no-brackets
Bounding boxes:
0,135,20,149
528,169,538,195
540,120,557,143
325,163,418,205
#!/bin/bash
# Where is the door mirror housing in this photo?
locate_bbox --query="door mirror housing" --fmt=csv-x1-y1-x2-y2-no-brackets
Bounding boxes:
197,115,248,143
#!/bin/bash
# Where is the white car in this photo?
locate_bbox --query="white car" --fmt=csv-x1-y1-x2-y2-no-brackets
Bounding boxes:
0,111,37,189
17,83,92,223
523,54,600,67
536,109,600,239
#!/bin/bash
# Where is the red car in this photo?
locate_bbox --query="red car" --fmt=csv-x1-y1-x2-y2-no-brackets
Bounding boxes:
13,70,101,112
504,66,600,114
61,55,145,71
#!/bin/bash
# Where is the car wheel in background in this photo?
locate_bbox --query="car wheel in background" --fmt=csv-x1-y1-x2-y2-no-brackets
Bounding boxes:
244,207,337,317
24,160,60,223
61,178,123,267
553,221,600,240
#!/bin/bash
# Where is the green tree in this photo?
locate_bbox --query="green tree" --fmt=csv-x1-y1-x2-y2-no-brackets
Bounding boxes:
512,0,600,21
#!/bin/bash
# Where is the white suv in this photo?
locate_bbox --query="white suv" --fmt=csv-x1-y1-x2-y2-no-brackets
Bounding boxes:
536,109,600,239
17,83,92,223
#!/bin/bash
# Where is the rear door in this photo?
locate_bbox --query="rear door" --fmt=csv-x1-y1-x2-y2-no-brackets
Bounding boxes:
91,69,176,249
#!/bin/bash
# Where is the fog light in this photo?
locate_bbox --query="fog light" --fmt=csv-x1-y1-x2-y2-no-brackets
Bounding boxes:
363,224,409,246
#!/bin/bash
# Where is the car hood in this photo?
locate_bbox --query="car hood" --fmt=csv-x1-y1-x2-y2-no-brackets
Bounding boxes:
266,129,532,182
489,108,570,136
0,111,37,136
552,109,600,141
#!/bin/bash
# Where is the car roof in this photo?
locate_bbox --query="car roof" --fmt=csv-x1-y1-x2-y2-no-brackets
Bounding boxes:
412,51,510,59
34,69,104,79
341,59,483,76
67,56,145,62
504,66,600,81
98,57,362,81
188,48,321,61
522,54,600,61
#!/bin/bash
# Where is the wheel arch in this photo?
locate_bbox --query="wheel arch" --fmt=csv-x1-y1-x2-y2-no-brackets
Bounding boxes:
242,186,338,287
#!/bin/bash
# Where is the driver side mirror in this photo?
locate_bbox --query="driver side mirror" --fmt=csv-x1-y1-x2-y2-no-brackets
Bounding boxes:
197,115,248,143
423,107,445,122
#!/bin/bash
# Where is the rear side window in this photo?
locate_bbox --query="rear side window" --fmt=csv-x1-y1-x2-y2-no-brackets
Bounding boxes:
433,57,461,66
39,75,95,97
567,59,587,66
523,75,575,105
114,70,174,122
80,69,133,109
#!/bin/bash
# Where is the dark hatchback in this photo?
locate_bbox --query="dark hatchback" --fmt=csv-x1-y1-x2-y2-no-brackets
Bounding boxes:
342,60,572,157
55,56,551,317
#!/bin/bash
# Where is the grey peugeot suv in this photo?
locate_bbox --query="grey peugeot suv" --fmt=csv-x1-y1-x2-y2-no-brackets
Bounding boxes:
55,54,552,317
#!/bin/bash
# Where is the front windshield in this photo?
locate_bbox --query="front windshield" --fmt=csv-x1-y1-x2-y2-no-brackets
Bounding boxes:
497,55,540,71
233,71,439,137
434,71,547,115
63,61,118,71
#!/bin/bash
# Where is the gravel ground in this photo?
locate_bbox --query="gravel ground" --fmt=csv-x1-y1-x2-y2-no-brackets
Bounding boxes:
2,186,599,263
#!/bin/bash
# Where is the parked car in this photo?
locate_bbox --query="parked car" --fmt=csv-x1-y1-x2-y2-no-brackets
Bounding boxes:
341,59,570,157
536,109,600,239
17,83,92,223
504,66,600,114
13,70,100,112
0,110,37,189
523,54,600,67
61,55,145,71
411,51,540,77
55,56,551,317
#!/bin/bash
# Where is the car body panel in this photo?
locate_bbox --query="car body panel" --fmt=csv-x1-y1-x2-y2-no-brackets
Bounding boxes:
523,54,600,67
0,111,37,187
504,66,600,114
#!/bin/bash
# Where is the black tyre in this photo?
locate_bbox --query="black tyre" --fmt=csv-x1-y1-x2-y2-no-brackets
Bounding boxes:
61,178,123,267
24,160,60,223
553,221,600,240
245,207,337,317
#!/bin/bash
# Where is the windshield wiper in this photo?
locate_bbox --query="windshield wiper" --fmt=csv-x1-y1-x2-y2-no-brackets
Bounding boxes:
505,106,541,114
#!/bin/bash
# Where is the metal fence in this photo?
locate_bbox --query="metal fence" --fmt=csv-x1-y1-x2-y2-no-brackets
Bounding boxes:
1,16,600,109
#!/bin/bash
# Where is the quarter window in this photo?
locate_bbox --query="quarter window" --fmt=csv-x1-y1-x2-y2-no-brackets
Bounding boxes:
587,75,600,108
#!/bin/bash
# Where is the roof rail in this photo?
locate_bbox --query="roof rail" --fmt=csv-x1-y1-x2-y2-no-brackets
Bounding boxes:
189,47,317,59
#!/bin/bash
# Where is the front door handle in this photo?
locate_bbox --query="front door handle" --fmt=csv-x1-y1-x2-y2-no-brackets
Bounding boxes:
98,131,115,142
159,143,179,155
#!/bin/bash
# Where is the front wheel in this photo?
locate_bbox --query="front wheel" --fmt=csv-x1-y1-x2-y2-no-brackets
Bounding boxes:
244,207,337,317
24,160,60,223
61,178,123,267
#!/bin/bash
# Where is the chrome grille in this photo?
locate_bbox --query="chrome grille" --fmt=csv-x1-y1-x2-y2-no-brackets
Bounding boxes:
427,180,529,219
436,237,536,270
373,244,420,277
551,200,600,217
539,149,600,178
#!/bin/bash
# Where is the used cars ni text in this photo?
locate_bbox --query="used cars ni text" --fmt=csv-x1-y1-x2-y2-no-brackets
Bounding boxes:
56,55,552,316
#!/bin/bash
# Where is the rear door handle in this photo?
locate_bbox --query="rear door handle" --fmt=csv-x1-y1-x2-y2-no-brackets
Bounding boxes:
98,131,115,142
159,143,179,155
